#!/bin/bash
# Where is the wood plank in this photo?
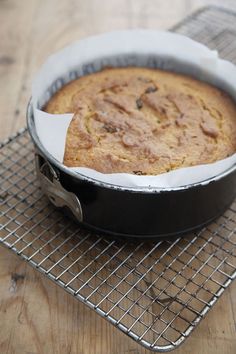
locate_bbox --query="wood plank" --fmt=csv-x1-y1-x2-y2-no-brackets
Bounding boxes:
0,245,235,353
0,0,38,139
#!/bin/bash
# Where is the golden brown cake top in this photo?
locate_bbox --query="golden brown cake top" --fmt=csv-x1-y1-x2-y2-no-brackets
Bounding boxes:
44,67,236,175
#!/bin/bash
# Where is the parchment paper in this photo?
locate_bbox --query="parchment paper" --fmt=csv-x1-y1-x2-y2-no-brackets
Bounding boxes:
32,30,236,188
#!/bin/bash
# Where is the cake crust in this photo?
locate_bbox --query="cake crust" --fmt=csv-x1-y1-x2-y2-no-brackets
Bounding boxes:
44,67,236,175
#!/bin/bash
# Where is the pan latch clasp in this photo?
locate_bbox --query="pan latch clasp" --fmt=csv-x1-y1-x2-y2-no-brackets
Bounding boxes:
35,154,83,222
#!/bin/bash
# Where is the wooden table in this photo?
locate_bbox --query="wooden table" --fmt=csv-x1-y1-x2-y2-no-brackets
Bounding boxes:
1,1,236,353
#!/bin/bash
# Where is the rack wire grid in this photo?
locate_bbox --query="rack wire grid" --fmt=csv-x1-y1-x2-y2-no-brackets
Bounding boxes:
1,6,236,353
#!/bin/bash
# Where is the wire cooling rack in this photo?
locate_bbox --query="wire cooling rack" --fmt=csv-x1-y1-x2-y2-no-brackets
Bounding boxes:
1,6,236,352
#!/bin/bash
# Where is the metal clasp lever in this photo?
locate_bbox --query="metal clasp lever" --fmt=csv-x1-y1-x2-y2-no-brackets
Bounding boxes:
35,154,83,222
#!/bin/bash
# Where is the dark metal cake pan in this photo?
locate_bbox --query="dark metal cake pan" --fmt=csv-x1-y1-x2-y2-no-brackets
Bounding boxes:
26,29,236,238
27,100,236,238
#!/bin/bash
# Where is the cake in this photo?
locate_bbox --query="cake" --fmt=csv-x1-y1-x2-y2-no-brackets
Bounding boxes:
44,67,236,175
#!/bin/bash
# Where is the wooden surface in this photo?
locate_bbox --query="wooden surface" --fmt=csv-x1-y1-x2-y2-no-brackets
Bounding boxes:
1,0,236,353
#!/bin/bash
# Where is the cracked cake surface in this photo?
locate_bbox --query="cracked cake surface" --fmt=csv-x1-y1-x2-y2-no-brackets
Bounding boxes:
44,67,236,175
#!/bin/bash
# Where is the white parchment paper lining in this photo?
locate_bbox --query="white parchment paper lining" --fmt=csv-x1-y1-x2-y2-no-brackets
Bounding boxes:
32,30,236,188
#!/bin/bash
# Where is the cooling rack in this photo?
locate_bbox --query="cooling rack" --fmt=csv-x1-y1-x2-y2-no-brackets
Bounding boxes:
1,6,236,352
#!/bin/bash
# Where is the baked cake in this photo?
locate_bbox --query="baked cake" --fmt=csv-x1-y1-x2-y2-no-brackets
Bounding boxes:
44,67,236,175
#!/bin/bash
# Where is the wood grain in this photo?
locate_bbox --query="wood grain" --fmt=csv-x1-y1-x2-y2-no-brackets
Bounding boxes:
1,0,236,353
